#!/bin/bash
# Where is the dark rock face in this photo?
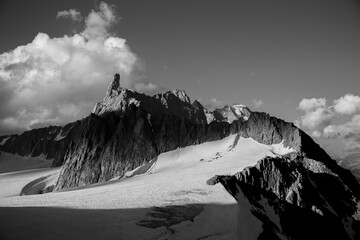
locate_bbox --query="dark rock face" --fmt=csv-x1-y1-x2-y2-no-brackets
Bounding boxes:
209,154,360,239
0,122,77,167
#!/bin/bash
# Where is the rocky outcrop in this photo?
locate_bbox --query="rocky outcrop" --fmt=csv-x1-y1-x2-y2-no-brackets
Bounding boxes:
208,154,360,239
210,104,251,123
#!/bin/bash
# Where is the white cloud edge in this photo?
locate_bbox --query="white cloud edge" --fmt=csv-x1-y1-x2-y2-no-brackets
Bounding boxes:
57,9,82,22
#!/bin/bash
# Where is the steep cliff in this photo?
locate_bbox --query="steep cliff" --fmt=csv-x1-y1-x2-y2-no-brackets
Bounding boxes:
208,153,360,239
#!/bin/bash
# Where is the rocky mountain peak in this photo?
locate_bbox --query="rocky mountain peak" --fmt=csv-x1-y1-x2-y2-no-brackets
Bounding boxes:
93,86,141,115
231,104,251,120
93,77,202,123
192,99,204,110
106,73,121,96
170,89,191,104
208,104,252,123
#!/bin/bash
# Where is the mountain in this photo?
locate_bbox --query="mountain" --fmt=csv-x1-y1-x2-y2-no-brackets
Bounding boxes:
0,74,303,190
0,74,360,239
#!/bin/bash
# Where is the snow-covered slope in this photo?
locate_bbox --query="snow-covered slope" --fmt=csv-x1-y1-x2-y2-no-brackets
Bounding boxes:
0,135,291,240
0,167,60,198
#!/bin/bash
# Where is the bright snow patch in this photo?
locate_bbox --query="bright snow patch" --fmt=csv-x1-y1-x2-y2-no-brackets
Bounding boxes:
0,135,293,240
271,140,295,155
231,105,251,121
54,130,65,141
0,167,60,198
0,137,10,145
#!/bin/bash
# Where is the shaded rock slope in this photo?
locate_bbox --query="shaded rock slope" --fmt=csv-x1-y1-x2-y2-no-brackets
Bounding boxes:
208,154,360,239
0,122,78,167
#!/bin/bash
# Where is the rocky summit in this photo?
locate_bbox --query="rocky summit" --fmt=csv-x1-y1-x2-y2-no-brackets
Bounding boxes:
0,74,360,239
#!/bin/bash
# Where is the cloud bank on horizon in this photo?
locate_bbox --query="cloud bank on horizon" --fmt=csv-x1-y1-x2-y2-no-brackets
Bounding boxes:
0,2,156,135
297,93,360,153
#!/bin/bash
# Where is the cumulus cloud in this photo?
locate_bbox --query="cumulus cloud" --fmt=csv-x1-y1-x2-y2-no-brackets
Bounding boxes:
0,2,146,135
297,95,360,153
300,108,334,131
344,130,360,151
298,98,326,112
310,130,322,138
333,94,360,115
57,9,82,22
322,115,360,138
297,97,334,131
82,2,117,40
297,95,360,134
252,99,263,109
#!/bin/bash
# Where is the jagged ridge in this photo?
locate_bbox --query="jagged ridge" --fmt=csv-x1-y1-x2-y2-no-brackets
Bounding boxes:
0,74,352,194
53,74,309,190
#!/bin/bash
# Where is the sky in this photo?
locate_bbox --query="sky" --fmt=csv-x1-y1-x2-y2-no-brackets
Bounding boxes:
0,0,360,157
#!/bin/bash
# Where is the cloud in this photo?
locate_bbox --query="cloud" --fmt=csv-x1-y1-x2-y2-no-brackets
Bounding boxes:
300,107,334,131
0,2,145,135
82,2,117,40
333,93,360,115
57,9,82,22
322,115,360,138
343,131,360,151
297,97,334,131
298,98,326,112
297,95,360,154
310,130,322,138
202,98,224,110
210,98,224,108
134,82,158,92
252,99,263,109
297,95,360,135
